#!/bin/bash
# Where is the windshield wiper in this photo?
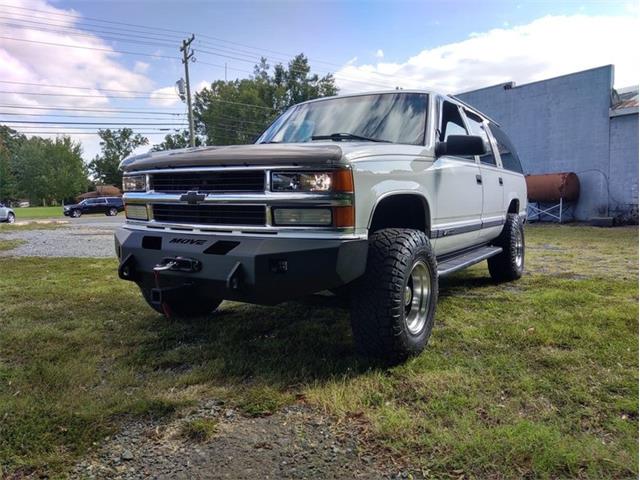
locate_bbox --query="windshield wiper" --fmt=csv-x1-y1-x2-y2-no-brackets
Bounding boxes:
311,132,390,143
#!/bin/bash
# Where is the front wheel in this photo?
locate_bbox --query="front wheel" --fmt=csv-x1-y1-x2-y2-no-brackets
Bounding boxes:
488,213,525,281
139,285,222,319
350,228,438,362
7,213,15,224
71,209,81,218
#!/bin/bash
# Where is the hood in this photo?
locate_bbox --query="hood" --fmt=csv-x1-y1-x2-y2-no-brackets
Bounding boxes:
121,143,346,172
120,142,431,172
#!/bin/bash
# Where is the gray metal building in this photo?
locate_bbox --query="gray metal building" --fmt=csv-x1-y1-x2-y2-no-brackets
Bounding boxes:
457,65,638,223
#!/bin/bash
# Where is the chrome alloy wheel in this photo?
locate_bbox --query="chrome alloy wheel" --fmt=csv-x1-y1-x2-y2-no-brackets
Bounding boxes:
514,227,524,269
403,260,431,335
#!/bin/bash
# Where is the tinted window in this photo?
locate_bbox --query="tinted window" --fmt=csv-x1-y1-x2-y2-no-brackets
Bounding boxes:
465,111,496,166
440,101,474,161
260,93,428,145
488,124,523,173
440,101,468,141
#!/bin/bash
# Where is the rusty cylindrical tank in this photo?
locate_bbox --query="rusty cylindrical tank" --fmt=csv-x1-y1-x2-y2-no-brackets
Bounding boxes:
525,172,580,203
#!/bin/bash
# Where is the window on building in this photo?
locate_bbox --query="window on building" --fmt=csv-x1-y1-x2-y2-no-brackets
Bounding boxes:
464,110,496,166
488,124,524,173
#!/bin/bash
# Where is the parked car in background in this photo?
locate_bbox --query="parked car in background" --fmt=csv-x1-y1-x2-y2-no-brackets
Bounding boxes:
0,203,15,223
64,197,124,218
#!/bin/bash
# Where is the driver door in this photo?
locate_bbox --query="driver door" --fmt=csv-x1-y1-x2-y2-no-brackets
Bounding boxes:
430,100,483,255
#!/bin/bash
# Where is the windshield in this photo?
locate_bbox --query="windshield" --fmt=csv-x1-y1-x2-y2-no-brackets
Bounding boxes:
258,92,428,145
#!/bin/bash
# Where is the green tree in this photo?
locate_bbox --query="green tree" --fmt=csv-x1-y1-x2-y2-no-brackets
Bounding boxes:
14,137,51,205
11,135,87,205
151,129,203,151
90,128,148,186
194,54,338,146
0,126,25,202
48,136,88,203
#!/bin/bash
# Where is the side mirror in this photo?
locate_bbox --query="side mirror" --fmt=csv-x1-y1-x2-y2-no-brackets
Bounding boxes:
436,135,486,157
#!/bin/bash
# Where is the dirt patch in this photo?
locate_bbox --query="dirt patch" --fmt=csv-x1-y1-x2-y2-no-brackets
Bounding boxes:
72,401,407,480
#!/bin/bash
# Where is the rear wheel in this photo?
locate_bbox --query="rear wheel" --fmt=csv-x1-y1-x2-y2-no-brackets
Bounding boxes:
106,207,118,216
488,213,525,281
7,213,15,224
139,285,222,319
350,228,438,362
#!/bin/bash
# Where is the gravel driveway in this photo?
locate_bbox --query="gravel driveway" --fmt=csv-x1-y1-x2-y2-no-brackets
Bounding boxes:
0,216,123,258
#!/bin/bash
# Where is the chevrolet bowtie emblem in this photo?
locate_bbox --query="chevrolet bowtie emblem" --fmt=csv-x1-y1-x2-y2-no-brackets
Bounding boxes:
180,191,206,205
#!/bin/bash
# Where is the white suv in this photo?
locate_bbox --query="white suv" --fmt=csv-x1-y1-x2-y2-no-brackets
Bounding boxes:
116,91,527,362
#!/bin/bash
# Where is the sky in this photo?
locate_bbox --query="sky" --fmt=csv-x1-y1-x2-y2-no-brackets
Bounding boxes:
0,0,638,162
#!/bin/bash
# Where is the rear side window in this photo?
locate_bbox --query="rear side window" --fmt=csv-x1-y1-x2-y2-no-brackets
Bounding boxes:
488,124,523,173
464,111,496,166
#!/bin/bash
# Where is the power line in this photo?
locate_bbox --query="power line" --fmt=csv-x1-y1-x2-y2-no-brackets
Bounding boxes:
0,80,180,97
0,3,341,67
0,7,399,90
0,20,177,49
0,3,189,37
9,125,184,129
16,132,179,135
4,120,189,125
0,15,183,43
0,90,176,100
0,35,178,60
0,104,185,115
0,112,187,120
0,90,277,111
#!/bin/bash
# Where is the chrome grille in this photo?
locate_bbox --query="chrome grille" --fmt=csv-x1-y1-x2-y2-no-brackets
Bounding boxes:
152,204,266,226
150,171,265,193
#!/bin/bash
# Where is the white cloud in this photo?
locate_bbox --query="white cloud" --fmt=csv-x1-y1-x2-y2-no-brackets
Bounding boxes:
335,15,639,94
0,0,160,159
375,49,384,59
0,0,154,106
149,86,181,107
134,61,150,74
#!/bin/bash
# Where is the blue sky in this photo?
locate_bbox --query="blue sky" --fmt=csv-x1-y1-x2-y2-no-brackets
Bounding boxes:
1,0,637,159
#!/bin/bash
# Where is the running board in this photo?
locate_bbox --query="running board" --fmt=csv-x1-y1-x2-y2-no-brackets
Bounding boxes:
437,246,503,277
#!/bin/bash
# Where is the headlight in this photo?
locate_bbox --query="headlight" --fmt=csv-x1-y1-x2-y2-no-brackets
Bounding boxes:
271,170,353,193
122,175,147,192
272,208,332,226
125,204,149,220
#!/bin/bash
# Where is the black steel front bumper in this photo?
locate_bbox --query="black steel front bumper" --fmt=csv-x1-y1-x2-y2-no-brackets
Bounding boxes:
114,228,368,305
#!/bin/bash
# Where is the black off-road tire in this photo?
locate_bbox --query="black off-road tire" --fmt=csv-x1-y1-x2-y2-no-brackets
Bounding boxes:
488,213,525,282
350,228,438,362
140,285,222,319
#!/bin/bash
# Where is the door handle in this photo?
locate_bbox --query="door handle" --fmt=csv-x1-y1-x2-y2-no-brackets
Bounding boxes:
498,177,503,186
476,174,482,185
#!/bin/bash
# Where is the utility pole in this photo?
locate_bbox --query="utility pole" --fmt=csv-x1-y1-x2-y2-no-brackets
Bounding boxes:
180,34,196,147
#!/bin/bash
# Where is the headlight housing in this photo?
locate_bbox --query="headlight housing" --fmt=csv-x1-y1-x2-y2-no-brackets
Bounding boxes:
122,175,147,192
271,170,353,193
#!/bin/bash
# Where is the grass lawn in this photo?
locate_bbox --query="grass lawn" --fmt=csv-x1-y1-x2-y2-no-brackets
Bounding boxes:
0,239,25,251
0,225,637,478
10,206,64,220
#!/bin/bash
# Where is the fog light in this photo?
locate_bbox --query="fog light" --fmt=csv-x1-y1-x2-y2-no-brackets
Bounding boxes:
272,208,332,226
125,204,149,220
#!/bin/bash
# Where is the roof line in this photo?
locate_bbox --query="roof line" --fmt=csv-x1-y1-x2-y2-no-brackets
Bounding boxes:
457,64,614,96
